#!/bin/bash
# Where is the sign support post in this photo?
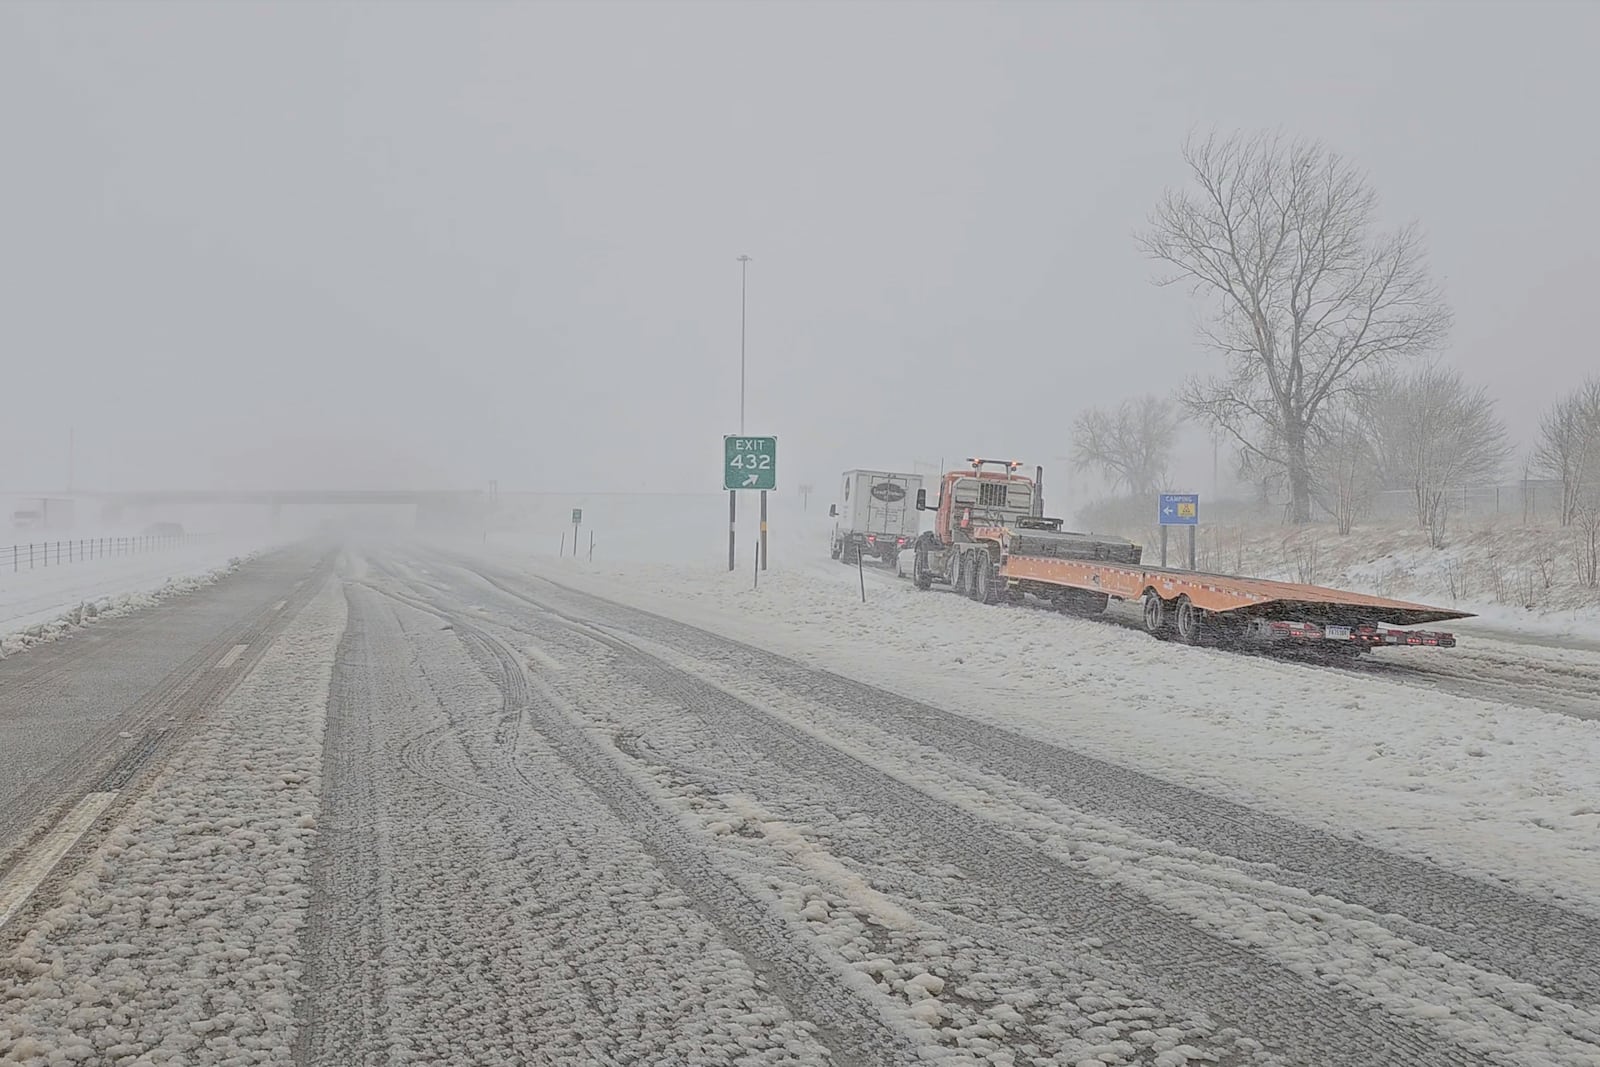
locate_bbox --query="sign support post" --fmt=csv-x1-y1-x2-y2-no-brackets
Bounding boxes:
760,490,768,570
723,435,778,573
1157,493,1200,571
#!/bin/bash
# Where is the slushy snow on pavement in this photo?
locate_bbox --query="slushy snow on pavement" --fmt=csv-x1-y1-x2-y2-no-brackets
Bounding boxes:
496,547,1600,911
0,579,342,1063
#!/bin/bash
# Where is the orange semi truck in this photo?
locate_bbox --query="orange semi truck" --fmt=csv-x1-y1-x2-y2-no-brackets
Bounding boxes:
910,459,1470,653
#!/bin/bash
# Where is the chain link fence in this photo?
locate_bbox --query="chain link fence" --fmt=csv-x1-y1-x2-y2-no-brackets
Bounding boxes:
1367,480,1564,523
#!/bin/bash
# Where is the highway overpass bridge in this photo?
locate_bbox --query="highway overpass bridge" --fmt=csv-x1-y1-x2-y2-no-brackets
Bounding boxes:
8,489,493,531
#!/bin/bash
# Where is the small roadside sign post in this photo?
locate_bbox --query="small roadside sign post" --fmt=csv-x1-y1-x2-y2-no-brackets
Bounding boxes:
724,436,777,571
1158,493,1199,569
571,508,582,558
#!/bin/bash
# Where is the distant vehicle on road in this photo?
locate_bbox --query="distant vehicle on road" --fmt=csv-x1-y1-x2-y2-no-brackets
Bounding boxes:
141,522,185,538
829,470,922,567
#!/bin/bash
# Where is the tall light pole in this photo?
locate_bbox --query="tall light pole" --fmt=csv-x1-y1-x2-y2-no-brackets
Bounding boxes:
729,254,753,572
737,255,768,570
739,254,750,433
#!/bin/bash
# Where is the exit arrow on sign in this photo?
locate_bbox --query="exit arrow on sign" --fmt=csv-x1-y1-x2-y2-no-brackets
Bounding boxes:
742,473,759,487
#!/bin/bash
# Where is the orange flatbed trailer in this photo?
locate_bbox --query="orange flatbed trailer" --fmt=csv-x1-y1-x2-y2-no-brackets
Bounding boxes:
1000,553,1470,627
912,460,1470,652
999,550,1470,647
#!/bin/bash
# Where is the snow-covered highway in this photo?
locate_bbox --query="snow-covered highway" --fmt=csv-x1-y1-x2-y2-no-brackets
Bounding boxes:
1,543,1597,1066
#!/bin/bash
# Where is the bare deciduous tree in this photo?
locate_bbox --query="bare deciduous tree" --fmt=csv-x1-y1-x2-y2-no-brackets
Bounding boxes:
1365,364,1511,547
1577,499,1600,588
1534,377,1600,526
1140,130,1451,524
1071,395,1178,499
1308,404,1377,536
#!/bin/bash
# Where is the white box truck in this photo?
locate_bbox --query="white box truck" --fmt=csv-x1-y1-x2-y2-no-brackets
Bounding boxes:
828,470,923,566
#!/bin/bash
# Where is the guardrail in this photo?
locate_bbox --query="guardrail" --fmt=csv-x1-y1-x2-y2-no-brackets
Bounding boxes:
4,534,200,573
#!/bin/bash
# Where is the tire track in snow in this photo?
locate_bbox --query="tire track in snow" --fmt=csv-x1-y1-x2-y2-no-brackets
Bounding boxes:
297,570,880,1066
472,562,1600,1011
402,596,924,1066
438,561,1490,1067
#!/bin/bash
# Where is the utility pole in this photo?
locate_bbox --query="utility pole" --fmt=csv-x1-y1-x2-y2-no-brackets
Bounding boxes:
1212,431,1221,499
68,426,75,494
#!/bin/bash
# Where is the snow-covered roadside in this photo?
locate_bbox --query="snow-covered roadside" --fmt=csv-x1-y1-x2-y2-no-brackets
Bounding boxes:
0,578,343,1065
1204,521,1600,642
0,541,273,659
494,551,1600,910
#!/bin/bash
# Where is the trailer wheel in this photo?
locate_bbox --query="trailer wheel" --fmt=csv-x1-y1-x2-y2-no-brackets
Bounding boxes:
1141,589,1169,637
1173,595,1204,645
830,539,842,560
913,542,933,590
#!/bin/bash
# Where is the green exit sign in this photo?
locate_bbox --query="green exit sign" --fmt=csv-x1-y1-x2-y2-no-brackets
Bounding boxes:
724,435,777,491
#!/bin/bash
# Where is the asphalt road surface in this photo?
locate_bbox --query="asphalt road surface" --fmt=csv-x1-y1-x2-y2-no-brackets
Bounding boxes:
2,544,1596,1067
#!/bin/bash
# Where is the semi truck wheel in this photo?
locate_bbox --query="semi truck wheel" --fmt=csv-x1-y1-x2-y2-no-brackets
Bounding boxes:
913,543,933,590
971,550,1004,604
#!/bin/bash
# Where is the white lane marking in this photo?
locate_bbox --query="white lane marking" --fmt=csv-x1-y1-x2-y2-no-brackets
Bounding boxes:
273,601,287,612
215,643,249,670
0,792,117,930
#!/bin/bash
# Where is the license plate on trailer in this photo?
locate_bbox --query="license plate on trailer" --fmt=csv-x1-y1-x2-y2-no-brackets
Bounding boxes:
1323,625,1352,640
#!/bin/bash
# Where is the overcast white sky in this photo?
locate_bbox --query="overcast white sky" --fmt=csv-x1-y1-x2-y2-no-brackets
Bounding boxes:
2,1,1596,497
